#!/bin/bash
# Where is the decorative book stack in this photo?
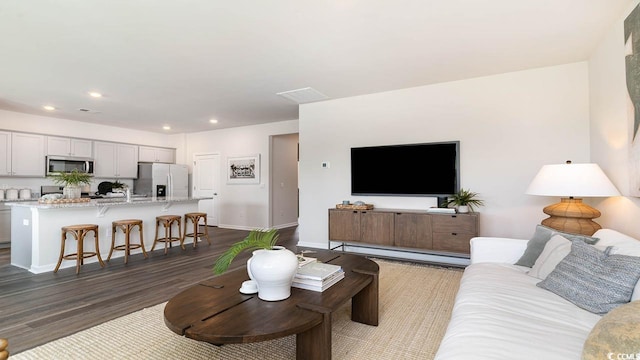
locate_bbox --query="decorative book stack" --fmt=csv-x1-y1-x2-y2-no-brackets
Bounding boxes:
292,262,344,292
297,255,317,268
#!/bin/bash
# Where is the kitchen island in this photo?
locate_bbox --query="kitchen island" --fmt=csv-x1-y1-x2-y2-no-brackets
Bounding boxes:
7,197,211,273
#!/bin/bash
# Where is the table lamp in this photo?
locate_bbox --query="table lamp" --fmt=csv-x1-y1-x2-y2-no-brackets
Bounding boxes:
526,161,620,236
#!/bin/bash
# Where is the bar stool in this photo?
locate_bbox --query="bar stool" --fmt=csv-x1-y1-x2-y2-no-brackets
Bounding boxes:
183,212,211,248
108,219,147,264
152,215,184,255
55,224,104,274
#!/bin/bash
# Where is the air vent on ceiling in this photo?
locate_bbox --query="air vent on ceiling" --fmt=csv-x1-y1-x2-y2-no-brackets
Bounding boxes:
276,87,329,104
78,108,101,114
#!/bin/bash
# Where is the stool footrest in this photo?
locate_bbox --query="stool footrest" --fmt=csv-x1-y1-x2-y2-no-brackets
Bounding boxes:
62,252,99,260
155,237,182,242
113,244,143,251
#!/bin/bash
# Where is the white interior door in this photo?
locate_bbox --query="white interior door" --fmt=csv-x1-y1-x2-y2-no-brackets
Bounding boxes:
193,153,220,226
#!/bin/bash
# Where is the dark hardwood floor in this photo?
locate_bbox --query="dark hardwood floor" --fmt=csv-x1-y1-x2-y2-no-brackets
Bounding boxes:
0,226,300,354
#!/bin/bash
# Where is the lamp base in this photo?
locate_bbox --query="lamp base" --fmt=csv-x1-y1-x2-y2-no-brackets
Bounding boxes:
541,198,602,236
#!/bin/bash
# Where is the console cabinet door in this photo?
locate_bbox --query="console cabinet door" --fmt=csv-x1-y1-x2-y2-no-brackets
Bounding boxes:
328,209,361,242
431,214,478,254
394,212,433,249
360,211,394,246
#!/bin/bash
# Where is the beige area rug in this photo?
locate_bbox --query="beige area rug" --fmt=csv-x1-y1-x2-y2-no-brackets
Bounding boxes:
12,260,463,360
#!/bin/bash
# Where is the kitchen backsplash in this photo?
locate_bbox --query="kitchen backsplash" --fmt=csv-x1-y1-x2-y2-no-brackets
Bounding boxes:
0,177,134,196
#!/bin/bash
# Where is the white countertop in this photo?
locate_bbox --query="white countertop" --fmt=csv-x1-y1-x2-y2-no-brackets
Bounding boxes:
4,196,211,209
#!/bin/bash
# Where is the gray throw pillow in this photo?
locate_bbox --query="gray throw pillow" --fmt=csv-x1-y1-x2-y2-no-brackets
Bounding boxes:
537,239,640,315
514,225,599,267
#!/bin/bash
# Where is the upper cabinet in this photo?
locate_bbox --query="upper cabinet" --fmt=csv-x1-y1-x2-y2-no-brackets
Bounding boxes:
93,141,139,178
139,146,175,163
0,132,45,177
47,136,93,158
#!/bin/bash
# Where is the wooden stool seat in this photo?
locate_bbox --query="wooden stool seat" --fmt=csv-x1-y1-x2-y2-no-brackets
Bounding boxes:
108,219,147,264
183,212,210,248
55,224,104,274
152,215,184,255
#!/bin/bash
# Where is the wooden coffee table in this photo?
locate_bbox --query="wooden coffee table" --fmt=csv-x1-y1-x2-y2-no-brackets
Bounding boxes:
164,250,379,360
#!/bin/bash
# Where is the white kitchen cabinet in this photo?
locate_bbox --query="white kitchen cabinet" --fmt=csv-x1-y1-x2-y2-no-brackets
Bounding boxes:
0,131,10,176
9,132,45,177
139,146,175,163
93,141,139,178
47,136,93,157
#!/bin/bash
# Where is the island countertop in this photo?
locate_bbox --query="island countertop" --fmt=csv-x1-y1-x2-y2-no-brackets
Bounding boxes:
5,196,210,209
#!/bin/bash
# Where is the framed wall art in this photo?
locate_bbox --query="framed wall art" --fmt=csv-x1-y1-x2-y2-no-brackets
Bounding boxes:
227,154,260,184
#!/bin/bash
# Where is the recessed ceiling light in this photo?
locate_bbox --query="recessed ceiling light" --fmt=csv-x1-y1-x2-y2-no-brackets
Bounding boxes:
43,105,56,111
88,92,102,98
162,125,171,130
209,119,218,124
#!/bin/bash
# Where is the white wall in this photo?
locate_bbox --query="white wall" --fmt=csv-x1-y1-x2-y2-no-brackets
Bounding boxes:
589,0,640,239
299,63,591,248
184,120,298,230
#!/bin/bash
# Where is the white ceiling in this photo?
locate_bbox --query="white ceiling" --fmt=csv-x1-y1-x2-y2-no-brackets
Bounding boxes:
0,1,629,134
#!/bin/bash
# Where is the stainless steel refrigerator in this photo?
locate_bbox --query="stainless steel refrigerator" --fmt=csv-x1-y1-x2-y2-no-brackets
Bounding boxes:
134,163,189,198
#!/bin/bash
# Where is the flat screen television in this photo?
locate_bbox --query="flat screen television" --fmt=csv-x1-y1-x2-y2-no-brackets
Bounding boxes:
351,141,460,196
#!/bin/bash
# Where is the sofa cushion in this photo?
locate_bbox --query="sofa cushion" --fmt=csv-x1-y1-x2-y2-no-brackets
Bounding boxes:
435,263,601,360
528,234,571,280
582,300,640,360
528,235,613,280
515,225,599,267
537,240,640,315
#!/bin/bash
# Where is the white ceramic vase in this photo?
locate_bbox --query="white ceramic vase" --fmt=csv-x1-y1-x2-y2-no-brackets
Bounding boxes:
63,185,82,199
457,205,469,213
247,246,299,301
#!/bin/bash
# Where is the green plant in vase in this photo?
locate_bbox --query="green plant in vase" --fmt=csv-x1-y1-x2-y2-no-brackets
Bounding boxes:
443,188,484,213
213,228,280,275
49,169,92,199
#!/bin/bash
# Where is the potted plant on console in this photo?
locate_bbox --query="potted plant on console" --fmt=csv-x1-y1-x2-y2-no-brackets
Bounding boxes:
443,188,484,213
49,169,92,199
213,228,298,301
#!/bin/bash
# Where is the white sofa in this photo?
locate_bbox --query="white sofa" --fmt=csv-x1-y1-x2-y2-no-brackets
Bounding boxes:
435,228,640,360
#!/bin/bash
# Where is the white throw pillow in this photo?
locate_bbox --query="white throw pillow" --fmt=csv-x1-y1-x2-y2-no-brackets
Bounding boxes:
528,235,571,280
528,234,615,281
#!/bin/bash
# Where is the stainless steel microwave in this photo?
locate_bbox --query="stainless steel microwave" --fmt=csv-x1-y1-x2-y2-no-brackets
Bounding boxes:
46,156,95,176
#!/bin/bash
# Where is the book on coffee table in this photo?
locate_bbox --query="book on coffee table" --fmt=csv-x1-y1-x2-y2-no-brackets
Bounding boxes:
292,271,345,292
293,268,345,286
295,262,342,281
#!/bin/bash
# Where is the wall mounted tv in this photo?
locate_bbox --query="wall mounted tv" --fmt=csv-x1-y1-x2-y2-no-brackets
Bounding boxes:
350,141,460,197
